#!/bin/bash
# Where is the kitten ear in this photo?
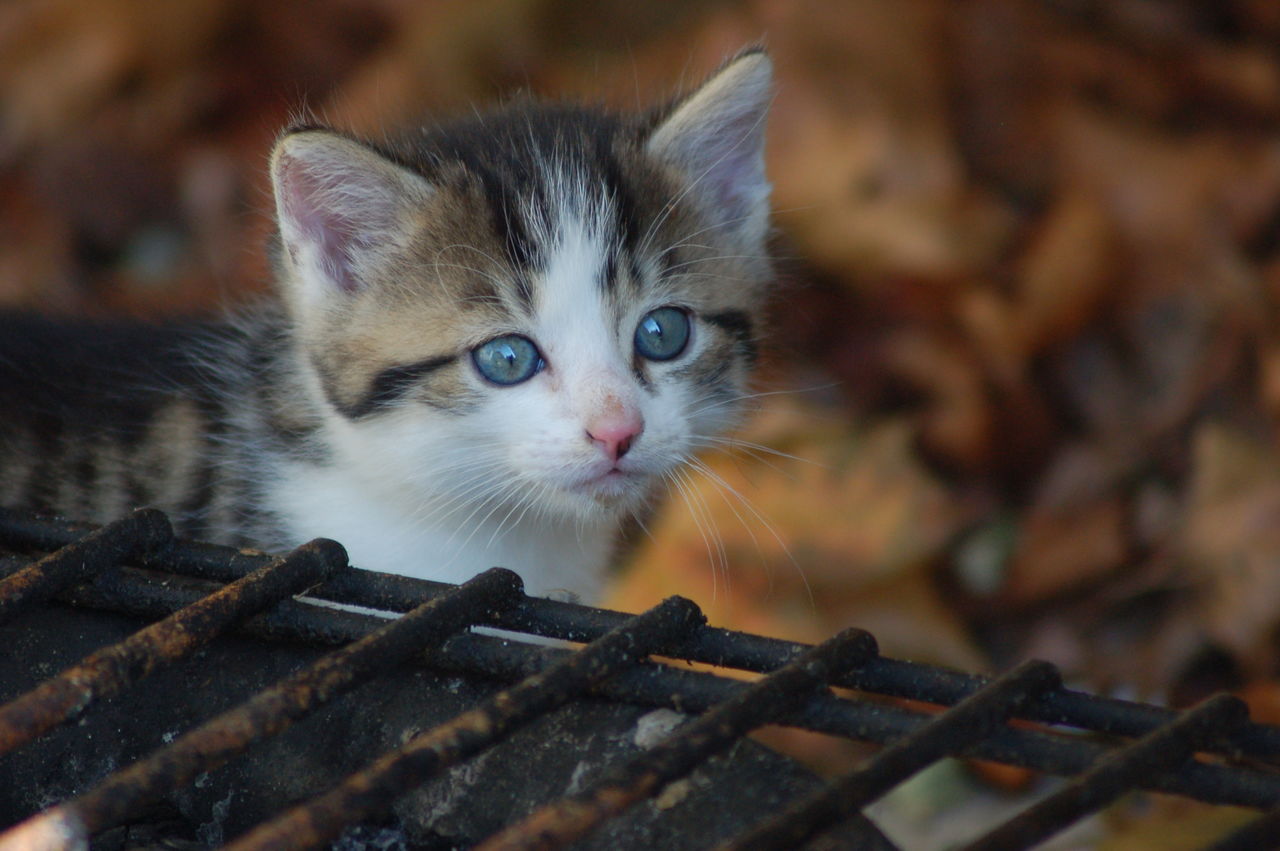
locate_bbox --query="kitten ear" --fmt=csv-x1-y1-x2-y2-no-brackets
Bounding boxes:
270,129,433,302
646,49,773,246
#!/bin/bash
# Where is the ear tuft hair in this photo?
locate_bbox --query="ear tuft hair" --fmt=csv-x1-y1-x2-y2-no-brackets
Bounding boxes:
270,130,433,303
646,50,773,247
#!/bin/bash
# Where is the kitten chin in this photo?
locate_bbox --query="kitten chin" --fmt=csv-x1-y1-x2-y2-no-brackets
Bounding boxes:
0,49,774,602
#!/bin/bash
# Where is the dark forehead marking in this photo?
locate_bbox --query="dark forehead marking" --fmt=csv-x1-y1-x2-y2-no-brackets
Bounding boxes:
598,248,619,293
381,102,648,301
628,254,647,293
593,145,641,288
476,164,538,279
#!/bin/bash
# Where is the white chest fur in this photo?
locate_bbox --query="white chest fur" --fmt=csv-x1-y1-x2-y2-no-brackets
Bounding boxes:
269,458,614,601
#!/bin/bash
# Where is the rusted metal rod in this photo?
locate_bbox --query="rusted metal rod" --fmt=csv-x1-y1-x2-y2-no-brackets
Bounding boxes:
0,537,347,756
0,508,170,624
0,567,526,851
222,595,706,851
16,558,1280,812
959,693,1250,851
7,510,1280,765
475,627,879,851
720,659,1063,851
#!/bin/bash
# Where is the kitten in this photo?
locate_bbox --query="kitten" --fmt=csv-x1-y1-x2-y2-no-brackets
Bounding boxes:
0,49,773,602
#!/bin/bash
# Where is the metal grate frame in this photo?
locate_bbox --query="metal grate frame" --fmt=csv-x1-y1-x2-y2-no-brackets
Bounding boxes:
0,507,1278,849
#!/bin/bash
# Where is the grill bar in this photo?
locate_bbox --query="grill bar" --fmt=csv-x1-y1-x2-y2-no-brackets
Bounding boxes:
721,659,1063,851
474,626,879,851
960,693,1251,851
0,537,346,757
6,554,1280,811
0,509,170,624
6,509,1279,762
223,595,706,851
2,509,1279,851
443,635,1280,809
0,567,525,851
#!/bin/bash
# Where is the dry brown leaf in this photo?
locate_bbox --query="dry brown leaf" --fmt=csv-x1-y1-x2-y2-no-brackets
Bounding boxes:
1001,497,1126,606
881,330,992,470
1183,424,1280,670
1015,190,1118,356
765,0,1012,281
1236,680,1280,727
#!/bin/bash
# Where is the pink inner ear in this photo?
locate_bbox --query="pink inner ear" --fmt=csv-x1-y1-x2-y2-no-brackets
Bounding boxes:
703,126,764,221
277,152,364,294
656,107,768,242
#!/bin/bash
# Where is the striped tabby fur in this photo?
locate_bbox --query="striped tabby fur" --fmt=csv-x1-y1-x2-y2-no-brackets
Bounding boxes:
0,50,774,600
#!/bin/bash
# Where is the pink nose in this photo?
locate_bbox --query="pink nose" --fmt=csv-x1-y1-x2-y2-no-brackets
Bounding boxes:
586,414,644,463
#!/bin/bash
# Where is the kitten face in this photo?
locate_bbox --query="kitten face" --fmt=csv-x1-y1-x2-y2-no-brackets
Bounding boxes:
271,51,772,529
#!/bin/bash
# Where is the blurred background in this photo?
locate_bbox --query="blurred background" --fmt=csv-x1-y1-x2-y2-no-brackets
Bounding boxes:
5,0,1280,842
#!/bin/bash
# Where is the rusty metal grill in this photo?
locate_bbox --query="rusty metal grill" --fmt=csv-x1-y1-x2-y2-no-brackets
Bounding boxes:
1,508,1279,849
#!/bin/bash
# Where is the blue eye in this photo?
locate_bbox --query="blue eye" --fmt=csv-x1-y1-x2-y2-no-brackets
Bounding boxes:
634,307,691,361
472,335,544,385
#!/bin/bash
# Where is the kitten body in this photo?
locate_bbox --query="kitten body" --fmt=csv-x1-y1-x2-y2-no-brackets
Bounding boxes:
0,51,774,600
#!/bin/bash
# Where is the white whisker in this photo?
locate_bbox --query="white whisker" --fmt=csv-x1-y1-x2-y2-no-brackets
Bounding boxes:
685,456,813,610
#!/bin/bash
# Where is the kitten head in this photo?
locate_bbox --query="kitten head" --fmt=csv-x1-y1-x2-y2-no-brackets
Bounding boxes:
268,49,773,524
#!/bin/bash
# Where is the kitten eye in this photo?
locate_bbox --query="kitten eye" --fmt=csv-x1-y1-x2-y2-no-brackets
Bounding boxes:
634,307,691,362
472,335,544,386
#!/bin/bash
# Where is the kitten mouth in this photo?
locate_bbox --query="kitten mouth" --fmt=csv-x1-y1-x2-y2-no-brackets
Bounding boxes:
573,465,641,502
590,467,630,486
